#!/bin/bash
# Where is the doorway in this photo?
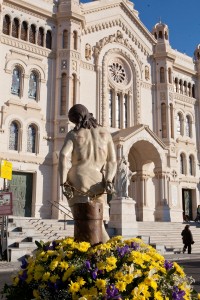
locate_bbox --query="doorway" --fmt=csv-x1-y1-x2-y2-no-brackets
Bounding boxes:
182,189,193,220
9,172,33,217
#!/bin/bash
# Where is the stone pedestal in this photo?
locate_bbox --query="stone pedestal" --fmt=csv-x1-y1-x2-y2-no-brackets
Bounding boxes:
73,202,103,245
108,197,138,237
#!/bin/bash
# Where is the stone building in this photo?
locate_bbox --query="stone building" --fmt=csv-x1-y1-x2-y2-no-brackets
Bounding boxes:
0,0,200,223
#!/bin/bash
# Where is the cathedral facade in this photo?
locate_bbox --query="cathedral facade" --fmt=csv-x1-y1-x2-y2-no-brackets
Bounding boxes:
0,0,200,222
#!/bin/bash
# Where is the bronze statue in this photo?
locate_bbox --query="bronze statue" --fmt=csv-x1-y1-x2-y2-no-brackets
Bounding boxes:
59,104,117,243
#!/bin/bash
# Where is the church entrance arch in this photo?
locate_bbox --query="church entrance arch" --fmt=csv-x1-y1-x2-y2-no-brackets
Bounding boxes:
127,140,163,221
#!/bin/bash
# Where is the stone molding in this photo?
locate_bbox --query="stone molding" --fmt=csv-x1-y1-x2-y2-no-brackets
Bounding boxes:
84,19,151,57
80,61,94,71
1,36,53,58
174,93,196,105
140,82,152,90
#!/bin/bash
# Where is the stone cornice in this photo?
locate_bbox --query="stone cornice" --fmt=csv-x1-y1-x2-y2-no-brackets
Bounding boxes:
0,152,46,165
173,63,196,77
174,93,196,105
141,82,152,90
4,0,55,20
1,35,54,58
80,61,94,71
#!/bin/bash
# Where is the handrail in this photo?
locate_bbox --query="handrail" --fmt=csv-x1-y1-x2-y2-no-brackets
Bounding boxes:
48,201,73,230
0,216,9,261
53,200,73,216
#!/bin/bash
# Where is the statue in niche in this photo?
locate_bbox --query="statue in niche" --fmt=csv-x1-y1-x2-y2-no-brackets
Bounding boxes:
85,43,91,61
145,65,150,80
59,104,117,243
115,157,136,198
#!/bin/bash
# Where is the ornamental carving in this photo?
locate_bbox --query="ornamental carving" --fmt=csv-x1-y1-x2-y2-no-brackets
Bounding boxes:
85,43,91,61
93,30,143,71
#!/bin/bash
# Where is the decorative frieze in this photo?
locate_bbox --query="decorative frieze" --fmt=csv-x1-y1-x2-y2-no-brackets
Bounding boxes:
174,93,196,105
80,61,94,71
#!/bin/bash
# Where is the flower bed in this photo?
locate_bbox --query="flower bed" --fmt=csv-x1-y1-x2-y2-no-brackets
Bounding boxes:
2,236,199,299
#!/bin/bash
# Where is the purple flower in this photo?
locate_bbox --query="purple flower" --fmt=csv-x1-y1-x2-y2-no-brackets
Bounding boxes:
130,242,140,250
85,260,91,270
164,260,173,270
19,270,28,282
117,245,130,258
21,257,28,269
91,268,98,280
172,286,185,300
105,284,121,299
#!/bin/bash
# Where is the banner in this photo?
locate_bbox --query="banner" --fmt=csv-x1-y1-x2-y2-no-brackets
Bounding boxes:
0,160,12,180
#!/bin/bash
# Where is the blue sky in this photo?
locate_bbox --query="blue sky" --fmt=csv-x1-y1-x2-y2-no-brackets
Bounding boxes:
81,0,200,58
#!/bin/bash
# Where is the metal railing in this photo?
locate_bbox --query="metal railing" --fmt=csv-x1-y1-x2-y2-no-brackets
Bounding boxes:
0,216,9,261
48,201,73,230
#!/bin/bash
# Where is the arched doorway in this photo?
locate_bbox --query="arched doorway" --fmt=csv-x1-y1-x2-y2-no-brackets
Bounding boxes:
128,140,163,221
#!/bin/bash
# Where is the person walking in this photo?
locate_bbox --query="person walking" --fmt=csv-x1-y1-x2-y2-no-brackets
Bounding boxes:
181,225,194,254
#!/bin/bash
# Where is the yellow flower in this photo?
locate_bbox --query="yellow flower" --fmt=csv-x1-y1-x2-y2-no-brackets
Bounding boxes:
77,277,86,286
69,281,81,293
97,262,106,270
124,273,134,284
62,266,75,281
59,261,69,271
13,276,19,286
33,289,40,299
49,259,59,271
154,291,164,300
50,274,59,283
95,279,107,290
76,241,91,252
106,256,117,265
26,274,33,283
173,262,185,277
42,272,51,281
115,281,127,292
114,271,124,280
34,272,43,281
144,278,157,290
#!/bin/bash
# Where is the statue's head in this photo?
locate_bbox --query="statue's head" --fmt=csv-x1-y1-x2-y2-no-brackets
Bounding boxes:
68,104,98,130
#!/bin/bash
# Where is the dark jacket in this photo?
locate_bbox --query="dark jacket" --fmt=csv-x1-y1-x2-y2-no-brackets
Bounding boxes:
181,228,194,244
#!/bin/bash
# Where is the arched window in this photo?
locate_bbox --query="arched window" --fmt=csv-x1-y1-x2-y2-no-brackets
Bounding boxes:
192,84,195,98
73,31,77,50
180,153,185,175
123,94,128,128
161,103,167,138
21,21,28,41
27,125,36,153
12,18,19,38
71,74,76,107
170,104,174,138
177,113,183,135
109,89,113,127
3,15,11,35
158,31,163,39
185,115,192,138
116,93,120,128
168,68,172,83
29,24,36,44
9,122,19,151
188,83,192,97
174,77,178,93
63,30,68,49
11,67,21,96
46,30,52,49
189,155,194,176
160,67,165,83
60,73,67,115
179,79,183,94
28,72,38,100
37,27,44,47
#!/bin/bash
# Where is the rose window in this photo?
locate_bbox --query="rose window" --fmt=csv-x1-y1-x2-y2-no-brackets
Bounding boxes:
108,62,126,84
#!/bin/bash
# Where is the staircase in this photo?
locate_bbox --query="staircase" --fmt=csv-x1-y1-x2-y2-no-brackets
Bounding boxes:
138,221,200,254
6,217,74,262
4,218,200,261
